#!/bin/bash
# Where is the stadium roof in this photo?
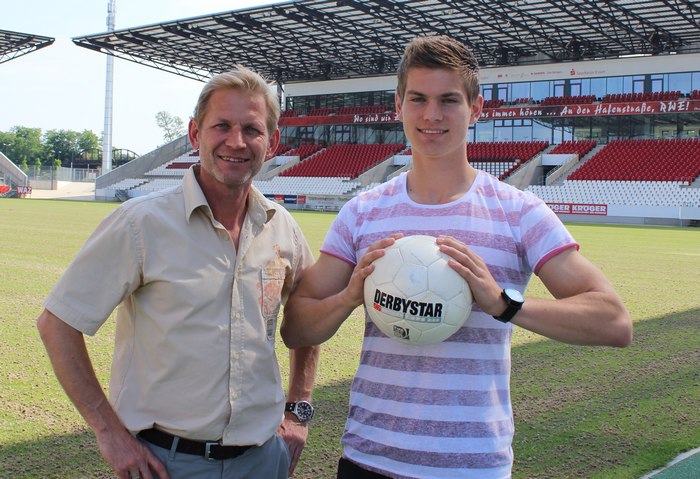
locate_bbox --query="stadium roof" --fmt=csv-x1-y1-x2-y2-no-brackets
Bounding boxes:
72,0,700,84
0,29,54,65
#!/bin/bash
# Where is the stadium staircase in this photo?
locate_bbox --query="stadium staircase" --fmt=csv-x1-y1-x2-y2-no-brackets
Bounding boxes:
544,141,605,186
95,135,192,201
0,151,29,190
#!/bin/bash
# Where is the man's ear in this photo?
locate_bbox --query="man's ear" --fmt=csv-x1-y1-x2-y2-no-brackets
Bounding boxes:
266,129,281,161
395,92,403,121
469,95,484,125
188,118,200,149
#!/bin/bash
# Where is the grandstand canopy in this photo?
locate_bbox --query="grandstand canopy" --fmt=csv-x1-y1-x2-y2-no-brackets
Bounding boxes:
72,0,700,85
0,29,54,65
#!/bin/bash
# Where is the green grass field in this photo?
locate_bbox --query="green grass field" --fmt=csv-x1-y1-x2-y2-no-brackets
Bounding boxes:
1,198,698,479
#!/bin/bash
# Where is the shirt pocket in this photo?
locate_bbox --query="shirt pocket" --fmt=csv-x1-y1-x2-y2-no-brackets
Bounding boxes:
261,266,286,321
261,267,286,341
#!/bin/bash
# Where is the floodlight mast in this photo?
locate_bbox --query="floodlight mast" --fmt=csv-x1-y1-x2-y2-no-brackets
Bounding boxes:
102,0,116,173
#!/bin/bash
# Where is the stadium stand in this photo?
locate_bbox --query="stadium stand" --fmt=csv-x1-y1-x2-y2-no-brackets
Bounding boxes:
146,151,199,176
469,140,549,162
280,109,303,118
469,141,548,179
541,95,597,106
254,176,361,196
308,107,335,117
567,139,700,184
528,181,700,208
401,141,548,180
280,143,405,178
483,99,504,109
602,91,682,103
110,143,408,197
404,141,548,162
84,1,699,226
108,178,149,191
274,143,292,156
336,105,391,115
286,144,324,161
524,139,700,216
470,161,519,180
549,140,597,157
134,178,183,192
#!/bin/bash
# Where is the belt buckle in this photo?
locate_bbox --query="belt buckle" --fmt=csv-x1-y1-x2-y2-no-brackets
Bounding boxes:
204,441,221,461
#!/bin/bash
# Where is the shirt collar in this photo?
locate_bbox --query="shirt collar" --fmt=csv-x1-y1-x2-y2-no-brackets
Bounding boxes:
247,183,278,226
182,165,276,226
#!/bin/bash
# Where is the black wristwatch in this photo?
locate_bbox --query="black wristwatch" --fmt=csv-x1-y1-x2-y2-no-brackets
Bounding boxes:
493,288,524,323
285,401,315,423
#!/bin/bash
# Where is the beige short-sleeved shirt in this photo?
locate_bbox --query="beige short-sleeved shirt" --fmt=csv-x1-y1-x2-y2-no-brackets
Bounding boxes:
45,166,314,445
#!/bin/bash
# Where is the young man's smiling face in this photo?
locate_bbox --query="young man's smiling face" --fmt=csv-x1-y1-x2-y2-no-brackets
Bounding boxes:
396,67,482,163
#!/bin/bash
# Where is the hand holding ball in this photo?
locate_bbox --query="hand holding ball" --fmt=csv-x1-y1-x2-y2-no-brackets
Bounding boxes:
363,235,473,345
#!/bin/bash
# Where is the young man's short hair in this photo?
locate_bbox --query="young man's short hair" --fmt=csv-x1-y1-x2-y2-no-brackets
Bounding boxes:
396,35,480,105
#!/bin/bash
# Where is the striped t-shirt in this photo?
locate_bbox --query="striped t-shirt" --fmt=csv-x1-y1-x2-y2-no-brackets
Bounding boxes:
321,171,577,479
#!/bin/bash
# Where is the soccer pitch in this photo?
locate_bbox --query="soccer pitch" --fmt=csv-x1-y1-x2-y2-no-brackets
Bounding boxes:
1,198,698,479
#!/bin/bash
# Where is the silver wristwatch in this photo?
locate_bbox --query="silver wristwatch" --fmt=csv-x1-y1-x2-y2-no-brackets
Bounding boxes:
285,401,315,422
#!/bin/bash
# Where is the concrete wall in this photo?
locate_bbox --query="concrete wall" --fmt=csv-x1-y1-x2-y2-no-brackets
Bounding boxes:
0,152,29,187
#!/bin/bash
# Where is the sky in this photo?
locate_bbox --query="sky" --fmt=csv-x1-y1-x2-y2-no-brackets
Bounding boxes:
1,0,285,156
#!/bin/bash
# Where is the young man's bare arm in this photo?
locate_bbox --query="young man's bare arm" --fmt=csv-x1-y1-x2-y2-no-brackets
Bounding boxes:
282,236,401,349
281,253,358,349
438,236,632,347
512,248,632,347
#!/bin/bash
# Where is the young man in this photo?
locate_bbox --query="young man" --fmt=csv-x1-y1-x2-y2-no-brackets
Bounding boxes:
37,65,319,479
281,36,632,479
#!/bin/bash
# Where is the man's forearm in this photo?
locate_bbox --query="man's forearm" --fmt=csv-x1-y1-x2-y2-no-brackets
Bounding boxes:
287,345,320,401
36,309,125,437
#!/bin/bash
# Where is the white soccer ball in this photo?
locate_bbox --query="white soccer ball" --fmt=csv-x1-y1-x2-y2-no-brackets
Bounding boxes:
363,235,473,346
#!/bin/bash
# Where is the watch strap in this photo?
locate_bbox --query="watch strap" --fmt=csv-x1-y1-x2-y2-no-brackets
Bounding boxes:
493,289,523,323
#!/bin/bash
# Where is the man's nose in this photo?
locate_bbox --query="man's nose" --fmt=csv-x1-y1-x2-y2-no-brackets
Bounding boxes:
226,127,246,148
423,100,443,121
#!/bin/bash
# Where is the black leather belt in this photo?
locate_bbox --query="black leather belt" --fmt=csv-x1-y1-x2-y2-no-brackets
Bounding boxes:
137,428,253,460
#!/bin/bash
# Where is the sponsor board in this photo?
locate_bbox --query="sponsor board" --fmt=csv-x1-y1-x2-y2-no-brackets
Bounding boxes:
547,202,608,215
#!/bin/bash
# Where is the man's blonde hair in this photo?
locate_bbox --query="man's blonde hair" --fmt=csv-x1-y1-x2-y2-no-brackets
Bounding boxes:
193,65,280,134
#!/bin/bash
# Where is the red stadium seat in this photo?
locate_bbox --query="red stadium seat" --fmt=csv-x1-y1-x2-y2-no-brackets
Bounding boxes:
567,138,700,183
280,143,405,178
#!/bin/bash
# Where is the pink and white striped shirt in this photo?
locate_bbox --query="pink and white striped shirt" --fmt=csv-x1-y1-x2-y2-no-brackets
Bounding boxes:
321,171,577,479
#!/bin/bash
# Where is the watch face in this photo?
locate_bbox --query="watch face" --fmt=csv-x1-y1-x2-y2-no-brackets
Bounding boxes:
295,401,314,421
504,288,524,303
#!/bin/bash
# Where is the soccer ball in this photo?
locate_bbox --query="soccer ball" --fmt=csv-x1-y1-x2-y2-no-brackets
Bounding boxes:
363,235,473,346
